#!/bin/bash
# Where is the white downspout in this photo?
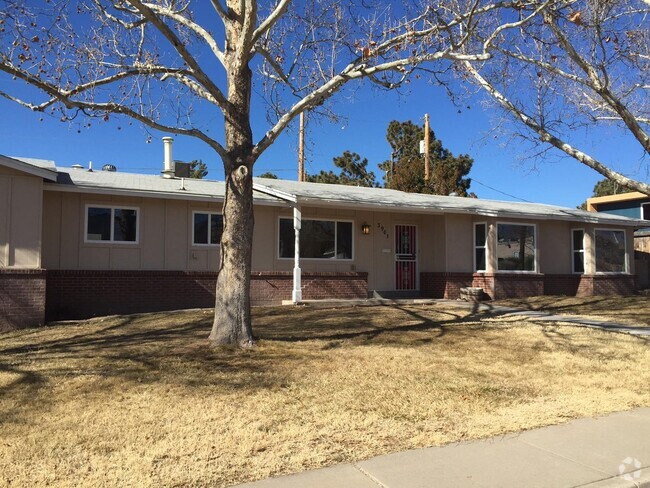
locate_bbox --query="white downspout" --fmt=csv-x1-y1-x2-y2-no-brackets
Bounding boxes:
292,205,302,303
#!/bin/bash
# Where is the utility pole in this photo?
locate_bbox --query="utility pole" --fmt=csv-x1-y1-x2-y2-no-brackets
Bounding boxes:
298,111,305,182
424,113,430,181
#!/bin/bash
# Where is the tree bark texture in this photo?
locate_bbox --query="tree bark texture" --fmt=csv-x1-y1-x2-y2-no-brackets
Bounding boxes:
209,6,257,346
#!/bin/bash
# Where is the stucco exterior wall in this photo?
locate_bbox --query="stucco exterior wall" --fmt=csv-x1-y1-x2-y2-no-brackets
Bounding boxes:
0,167,43,268
40,189,637,293
537,220,572,274
43,191,225,271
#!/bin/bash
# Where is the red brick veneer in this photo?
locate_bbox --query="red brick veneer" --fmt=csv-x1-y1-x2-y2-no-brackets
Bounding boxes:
0,269,46,331
421,272,636,300
420,272,474,299
45,270,368,321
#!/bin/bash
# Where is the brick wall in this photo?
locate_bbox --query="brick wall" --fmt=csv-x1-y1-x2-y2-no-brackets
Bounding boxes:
0,269,46,331
544,275,581,296
493,273,544,298
420,272,472,299
421,272,543,299
422,271,636,300
579,275,636,296
45,270,368,321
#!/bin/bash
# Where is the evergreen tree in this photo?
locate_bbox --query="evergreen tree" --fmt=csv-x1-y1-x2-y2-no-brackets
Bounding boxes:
578,178,634,209
307,151,378,187
379,120,473,196
188,160,208,179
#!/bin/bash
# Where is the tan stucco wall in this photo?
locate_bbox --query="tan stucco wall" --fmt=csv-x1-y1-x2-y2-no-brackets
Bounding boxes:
0,168,43,268
537,220,572,274
40,189,638,288
42,191,224,271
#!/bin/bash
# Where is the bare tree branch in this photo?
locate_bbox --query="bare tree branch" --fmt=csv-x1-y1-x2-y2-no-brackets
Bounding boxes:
546,14,650,153
0,59,227,159
126,0,230,114
141,1,225,66
251,0,290,48
210,0,230,23
465,61,650,195
254,49,491,159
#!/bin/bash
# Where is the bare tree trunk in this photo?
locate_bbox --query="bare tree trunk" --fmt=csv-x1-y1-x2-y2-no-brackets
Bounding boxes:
209,163,255,346
209,7,256,346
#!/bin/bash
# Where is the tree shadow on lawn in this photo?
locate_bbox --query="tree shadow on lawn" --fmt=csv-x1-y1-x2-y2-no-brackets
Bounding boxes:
492,295,650,326
2,303,637,427
255,305,466,344
0,305,497,392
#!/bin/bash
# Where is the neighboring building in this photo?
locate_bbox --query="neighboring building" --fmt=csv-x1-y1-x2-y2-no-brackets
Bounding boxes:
586,192,650,219
587,191,650,288
1,142,645,330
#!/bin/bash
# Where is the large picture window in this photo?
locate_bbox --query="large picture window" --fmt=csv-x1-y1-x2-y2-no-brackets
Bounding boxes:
496,223,536,271
595,229,626,273
86,205,138,243
279,218,352,260
193,212,223,245
474,223,487,271
572,229,585,274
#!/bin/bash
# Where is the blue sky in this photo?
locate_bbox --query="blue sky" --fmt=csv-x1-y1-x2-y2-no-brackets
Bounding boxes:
0,58,646,209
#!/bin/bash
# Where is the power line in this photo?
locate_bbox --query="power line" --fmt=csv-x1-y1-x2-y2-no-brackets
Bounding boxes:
471,178,532,203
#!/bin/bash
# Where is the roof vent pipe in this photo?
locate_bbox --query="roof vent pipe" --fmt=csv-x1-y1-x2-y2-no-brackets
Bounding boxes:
162,136,175,178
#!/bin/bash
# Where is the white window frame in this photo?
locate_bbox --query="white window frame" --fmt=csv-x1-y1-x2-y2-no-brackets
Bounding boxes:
571,228,585,275
594,228,628,274
277,216,354,261
473,222,487,272
191,211,223,247
495,221,538,273
642,202,650,220
84,204,139,244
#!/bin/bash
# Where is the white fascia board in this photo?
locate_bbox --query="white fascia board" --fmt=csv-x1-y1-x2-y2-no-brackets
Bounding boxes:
294,197,446,215
43,182,644,226
43,183,291,208
0,155,58,181
253,183,298,203
295,197,642,226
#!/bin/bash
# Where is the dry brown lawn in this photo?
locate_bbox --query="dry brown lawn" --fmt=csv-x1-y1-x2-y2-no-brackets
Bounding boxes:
492,294,650,327
1,304,649,487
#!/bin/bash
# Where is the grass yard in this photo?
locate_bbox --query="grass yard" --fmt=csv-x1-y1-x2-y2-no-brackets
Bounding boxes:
1,304,649,487
492,294,650,327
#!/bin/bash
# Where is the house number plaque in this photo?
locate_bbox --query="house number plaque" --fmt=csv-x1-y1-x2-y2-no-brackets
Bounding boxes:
376,222,390,239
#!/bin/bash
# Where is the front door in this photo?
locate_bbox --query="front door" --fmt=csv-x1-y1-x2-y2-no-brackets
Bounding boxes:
395,224,417,290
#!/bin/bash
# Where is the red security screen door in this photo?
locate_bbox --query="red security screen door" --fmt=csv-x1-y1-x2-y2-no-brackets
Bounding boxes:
395,225,417,290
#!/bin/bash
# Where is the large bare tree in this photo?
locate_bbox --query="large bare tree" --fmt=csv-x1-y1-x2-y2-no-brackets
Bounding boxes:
0,0,551,346
463,0,650,194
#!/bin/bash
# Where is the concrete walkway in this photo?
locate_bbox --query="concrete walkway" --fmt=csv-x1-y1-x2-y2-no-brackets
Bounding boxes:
446,301,650,337
236,408,650,488
289,298,650,337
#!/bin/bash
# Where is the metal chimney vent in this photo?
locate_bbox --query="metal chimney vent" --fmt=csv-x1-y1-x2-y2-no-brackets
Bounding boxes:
102,164,117,172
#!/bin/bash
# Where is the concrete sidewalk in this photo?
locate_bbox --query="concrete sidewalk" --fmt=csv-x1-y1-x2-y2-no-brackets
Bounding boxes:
236,408,650,488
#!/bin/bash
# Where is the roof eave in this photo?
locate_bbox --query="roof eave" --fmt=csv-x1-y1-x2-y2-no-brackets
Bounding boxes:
0,155,58,181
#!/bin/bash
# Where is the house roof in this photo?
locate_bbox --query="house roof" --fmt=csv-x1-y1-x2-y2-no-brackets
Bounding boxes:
0,155,58,181
4,157,645,227
252,178,646,227
43,166,283,205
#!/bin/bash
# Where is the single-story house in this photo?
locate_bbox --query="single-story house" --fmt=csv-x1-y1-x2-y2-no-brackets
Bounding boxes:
1,140,646,330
